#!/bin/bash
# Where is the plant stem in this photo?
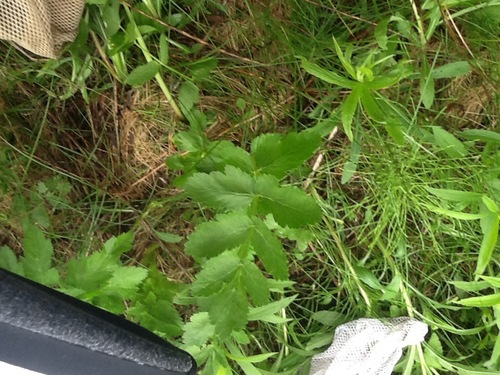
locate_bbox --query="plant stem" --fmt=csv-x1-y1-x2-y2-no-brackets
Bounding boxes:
123,5,183,119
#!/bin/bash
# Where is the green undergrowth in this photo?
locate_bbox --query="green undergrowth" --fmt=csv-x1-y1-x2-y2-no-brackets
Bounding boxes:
1,0,499,374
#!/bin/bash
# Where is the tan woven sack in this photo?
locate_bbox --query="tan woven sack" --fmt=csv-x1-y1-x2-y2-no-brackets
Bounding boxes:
0,0,85,58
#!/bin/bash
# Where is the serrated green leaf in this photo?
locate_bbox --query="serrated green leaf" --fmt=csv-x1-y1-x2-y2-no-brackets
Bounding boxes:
22,222,59,285
183,312,215,346
241,260,270,305
185,213,253,260
185,166,254,211
103,266,148,297
432,126,468,158
248,295,297,321
425,187,483,202
476,211,499,275
125,61,160,86
127,297,182,338
198,141,253,174
200,283,248,339
187,213,288,280
192,250,242,295
251,132,321,178
127,268,182,338
63,251,112,293
299,57,355,88
424,333,444,369
427,332,444,356
103,231,134,257
255,174,322,228
173,129,207,153
341,86,361,140
250,217,288,280
431,61,471,79
0,245,22,275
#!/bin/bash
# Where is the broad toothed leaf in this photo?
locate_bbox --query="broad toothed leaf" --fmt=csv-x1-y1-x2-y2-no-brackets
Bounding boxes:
185,166,254,211
251,132,321,178
185,213,253,260
199,282,248,339
192,250,242,296
250,217,288,280
241,260,270,306
22,222,59,286
255,174,322,228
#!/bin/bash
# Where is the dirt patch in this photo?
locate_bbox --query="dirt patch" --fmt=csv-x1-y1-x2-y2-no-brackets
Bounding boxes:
443,72,498,129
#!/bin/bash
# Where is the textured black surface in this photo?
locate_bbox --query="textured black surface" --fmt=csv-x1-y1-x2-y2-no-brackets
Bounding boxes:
0,268,196,375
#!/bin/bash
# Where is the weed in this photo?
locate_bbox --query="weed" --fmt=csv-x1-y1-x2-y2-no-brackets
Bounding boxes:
0,0,499,374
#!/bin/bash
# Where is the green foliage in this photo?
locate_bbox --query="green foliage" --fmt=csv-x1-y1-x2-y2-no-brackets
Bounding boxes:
2,0,500,373
300,37,409,143
0,227,182,338
170,120,323,371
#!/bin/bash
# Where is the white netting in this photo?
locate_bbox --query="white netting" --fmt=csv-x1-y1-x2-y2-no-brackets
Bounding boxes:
0,0,84,58
310,317,428,375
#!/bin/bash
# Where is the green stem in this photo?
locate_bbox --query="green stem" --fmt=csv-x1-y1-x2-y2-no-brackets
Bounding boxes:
123,5,183,119
323,216,372,311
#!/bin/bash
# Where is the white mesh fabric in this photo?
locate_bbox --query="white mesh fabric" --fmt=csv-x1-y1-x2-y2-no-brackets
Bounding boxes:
310,317,428,375
0,0,84,58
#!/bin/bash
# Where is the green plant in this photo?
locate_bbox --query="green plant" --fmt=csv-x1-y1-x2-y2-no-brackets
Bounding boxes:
0,224,183,338
300,37,411,144
169,113,324,372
